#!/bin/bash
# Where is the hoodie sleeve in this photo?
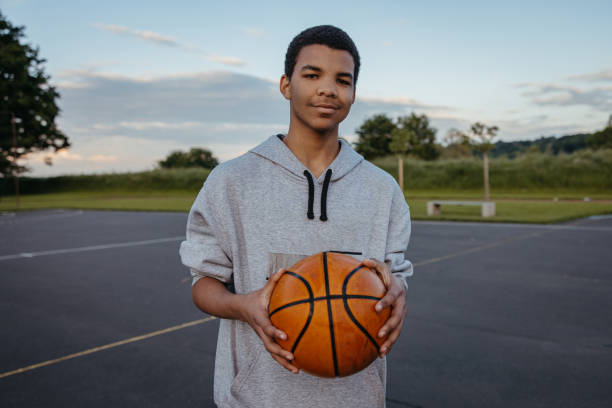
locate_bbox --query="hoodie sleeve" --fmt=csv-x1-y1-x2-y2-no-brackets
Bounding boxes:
385,185,413,290
179,179,233,286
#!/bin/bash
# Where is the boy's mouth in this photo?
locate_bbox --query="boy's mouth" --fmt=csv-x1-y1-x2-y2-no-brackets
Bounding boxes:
312,103,339,114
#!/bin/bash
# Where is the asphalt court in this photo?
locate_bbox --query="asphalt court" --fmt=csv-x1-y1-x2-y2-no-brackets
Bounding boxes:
1,210,611,407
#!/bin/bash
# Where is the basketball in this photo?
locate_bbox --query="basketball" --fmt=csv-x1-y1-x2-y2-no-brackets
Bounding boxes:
268,251,390,377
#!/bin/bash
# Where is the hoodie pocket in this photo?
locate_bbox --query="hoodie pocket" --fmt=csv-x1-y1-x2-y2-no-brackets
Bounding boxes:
229,348,264,398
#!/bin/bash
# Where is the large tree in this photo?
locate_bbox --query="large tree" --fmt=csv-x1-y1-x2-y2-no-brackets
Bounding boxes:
354,113,439,161
354,114,396,159
396,113,439,161
1,12,69,181
158,147,219,169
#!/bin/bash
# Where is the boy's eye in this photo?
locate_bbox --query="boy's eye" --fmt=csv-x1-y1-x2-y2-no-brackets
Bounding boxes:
337,79,351,86
304,73,318,79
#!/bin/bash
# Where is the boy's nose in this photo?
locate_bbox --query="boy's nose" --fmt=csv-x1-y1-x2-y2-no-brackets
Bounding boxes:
316,84,337,97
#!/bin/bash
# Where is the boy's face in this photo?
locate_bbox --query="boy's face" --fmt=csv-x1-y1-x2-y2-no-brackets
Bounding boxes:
280,44,356,135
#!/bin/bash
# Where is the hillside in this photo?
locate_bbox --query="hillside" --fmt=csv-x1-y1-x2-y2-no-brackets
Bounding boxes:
490,133,590,158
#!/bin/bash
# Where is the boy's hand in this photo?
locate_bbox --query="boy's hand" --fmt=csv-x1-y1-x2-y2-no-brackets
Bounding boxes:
361,258,407,358
238,268,299,374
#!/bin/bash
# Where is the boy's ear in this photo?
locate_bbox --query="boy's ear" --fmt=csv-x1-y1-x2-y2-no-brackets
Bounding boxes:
279,74,291,100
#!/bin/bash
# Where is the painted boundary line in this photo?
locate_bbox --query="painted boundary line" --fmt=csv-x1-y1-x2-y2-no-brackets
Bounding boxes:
0,236,185,261
413,229,548,267
0,316,217,379
0,210,84,225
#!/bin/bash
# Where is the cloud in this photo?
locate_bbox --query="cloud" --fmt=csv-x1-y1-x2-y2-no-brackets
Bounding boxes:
517,82,612,112
239,27,264,38
93,23,179,46
31,68,598,176
207,54,245,66
567,68,612,82
89,154,118,163
92,120,287,133
25,136,186,176
92,23,245,67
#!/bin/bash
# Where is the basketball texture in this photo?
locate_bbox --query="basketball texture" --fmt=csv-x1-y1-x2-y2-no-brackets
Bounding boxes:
268,251,390,378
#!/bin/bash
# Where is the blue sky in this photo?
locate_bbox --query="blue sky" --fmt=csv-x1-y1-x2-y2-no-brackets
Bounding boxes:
2,0,611,176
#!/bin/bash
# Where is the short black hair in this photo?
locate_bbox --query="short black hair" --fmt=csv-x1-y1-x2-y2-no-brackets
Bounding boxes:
284,25,361,84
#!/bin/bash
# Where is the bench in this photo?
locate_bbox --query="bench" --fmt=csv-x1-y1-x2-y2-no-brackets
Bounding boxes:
427,200,496,217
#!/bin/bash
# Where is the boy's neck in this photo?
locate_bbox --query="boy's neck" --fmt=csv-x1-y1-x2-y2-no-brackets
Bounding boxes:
283,126,340,178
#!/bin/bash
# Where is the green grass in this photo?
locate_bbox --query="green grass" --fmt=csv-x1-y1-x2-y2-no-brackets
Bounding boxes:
1,149,611,223
406,198,612,223
374,148,612,191
4,149,612,196
404,189,612,200
0,191,197,213
1,191,611,224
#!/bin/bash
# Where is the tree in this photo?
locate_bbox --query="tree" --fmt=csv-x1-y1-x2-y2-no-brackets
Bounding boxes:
587,125,612,150
460,122,499,200
389,126,413,193
397,113,439,161
1,12,69,187
440,128,472,159
158,147,219,169
354,114,395,159
354,113,439,161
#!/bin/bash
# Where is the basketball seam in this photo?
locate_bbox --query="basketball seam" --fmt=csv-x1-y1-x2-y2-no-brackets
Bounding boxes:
268,294,381,317
342,265,382,355
278,271,315,354
323,252,340,377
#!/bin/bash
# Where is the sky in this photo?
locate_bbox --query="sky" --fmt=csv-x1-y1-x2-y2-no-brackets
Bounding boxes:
2,0,611,176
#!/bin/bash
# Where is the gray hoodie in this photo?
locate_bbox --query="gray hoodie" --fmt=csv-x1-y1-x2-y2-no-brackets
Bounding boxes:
180,134,412,407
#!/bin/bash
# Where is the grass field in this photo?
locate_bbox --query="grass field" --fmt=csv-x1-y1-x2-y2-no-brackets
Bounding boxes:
2,190,611,223
2,149,611,223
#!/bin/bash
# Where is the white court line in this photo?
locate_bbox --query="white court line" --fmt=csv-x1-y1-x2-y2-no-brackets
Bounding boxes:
413,220,612,232
0,236,185,261
0,210,84,225
0,316,217,379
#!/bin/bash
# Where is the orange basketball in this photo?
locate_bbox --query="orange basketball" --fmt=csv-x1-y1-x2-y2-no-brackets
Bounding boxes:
268,251,390,378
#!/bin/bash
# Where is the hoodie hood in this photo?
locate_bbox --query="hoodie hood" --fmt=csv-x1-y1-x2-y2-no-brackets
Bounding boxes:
250,134,364,221
249,134,364,183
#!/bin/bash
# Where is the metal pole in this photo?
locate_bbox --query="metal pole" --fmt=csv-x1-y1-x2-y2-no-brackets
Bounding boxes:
10,112,20,209
483,151,490,201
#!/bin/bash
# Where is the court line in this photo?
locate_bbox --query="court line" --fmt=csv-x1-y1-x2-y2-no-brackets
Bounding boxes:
0,316,217,380
0,222,582,380
0,236,185,261
0,210,84,225
413,230,547,267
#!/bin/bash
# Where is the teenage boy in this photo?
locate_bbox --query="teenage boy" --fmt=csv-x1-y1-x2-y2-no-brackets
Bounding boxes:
180,25,412,408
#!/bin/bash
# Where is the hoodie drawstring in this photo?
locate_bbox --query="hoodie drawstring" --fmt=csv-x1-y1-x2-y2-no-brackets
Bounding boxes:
320,169,332,221
303,170,315,220
303,169,332,222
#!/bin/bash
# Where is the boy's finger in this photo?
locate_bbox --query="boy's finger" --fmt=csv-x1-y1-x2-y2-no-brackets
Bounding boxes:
375,292,396,312
263,337,294,361
263,268,287,294
377,311,401,338
379,324,403,357
363,258,390,288
260,319,283,339
272,354,299,373
270,268,287,282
